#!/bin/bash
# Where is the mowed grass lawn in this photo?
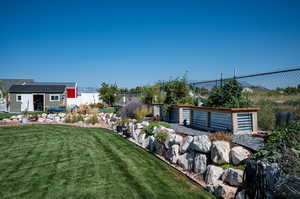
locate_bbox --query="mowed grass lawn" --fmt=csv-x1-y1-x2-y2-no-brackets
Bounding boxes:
0,125,214,199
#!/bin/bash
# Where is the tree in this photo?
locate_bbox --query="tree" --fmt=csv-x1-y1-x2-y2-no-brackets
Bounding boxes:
160,75,192,107
0,81,9,110
204,78,250,108
98,83,119,106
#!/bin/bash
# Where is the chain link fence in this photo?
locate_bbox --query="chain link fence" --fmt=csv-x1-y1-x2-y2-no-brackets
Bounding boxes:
191,67,300,131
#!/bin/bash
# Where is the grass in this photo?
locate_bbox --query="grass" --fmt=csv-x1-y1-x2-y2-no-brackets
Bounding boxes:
0,125,214,199
0,112,18,119
220,164,246,170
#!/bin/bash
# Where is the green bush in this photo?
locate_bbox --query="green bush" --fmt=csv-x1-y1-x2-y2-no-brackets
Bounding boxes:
64,114,84,123
255,120,300,175
155,130,168,144
204,79,251,108
86,115,99,124
143,122,171,137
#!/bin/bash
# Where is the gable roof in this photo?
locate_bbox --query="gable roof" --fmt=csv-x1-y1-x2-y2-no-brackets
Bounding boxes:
25,82,76,88
9,85,66,94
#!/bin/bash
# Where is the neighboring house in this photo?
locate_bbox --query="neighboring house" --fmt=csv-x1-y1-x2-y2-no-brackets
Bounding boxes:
76,93,101,105
24,82,78,106
0,79,34,112
9,85,66,112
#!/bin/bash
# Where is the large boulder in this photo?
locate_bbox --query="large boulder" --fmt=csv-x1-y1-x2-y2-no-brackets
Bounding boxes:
164,134,183,149
177,151,195,171
193,153,207,174
211,141,230,164
152,126,175,136
207,182,237,199
230,146,251,165
235,190,249,199
191,135,211,153
165,144,180,164
222,168,244,187
180,136,193,154
205,165,224,185
132,129,141,142
148,136,156,152
154,140,165,155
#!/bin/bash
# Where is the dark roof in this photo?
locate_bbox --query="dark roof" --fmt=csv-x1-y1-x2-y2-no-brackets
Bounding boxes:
9,85,66,93
25,82,76,88
0,79,34,90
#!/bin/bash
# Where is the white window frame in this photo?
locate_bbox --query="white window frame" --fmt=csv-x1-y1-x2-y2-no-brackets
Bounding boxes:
49,94,60,102
16,94,22,102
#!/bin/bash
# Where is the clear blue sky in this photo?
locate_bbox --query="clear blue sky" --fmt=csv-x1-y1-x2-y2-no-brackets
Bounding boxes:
1,0,299,88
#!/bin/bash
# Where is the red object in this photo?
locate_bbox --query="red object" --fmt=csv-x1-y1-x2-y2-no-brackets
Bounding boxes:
67,88,76,98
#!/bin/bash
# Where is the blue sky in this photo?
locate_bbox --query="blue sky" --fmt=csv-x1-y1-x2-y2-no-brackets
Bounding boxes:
1,0,299,88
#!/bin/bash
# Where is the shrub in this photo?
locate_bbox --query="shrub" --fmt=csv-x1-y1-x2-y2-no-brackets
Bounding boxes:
255,119,300,175
121,101,143,118
208,132,232,142
155,130,168,144
86,115,99,124
77,105,89,114
144,122,172,137
89,103,105,109
204,78,251,108
135,107,150,122
64,114,84,123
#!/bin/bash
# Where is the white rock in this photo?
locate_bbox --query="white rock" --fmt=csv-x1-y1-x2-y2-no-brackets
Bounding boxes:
136,123,143,129
208,182,237,199
164,134,176,149
141,121,150,126
230,146,251,165
138,133,146,145
132,129,141,141
148,136,156,152
177,151,195,171
191,135,211,153
180,136,193,153
211,141,230,165
38,118,45,122
166,144,180,164
235,189,249,199
193,153,207,174
205,165,224,185
222,168,244,187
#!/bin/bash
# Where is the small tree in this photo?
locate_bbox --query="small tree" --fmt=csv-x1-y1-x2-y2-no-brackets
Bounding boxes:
204,78,250,108
98,82,119,106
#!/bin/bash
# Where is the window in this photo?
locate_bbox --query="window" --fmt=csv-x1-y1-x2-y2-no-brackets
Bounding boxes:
50,95,60,101
16,95,22,102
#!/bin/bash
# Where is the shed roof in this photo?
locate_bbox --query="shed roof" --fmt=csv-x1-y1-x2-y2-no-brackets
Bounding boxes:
9,85,66,93
24,82,76,88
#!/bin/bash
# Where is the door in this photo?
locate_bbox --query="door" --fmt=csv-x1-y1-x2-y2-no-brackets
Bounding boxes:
21,94,34,112
33,95,44,111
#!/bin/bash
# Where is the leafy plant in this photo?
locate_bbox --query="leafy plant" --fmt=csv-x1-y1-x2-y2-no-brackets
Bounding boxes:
86,115,99,124
135,107,150,121
98,82,119,106
64,114,84,123
143,122,171,137
204,78,251,108
155,130,168,144
255,120,300,175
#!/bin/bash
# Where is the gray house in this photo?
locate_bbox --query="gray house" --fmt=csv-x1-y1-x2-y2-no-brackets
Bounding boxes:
9,85,66,112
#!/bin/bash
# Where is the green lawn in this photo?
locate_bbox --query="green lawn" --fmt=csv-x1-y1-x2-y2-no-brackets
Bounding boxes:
0,125,214,199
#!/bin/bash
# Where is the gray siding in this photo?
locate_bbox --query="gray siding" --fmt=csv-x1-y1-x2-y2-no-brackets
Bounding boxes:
9,93,21,112
45,93,65,108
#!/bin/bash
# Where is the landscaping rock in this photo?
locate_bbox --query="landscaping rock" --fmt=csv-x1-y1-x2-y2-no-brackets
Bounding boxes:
166,144,180,164
193,153,207,174
235,190,249,199
230,146,251,165
154,140,165,155
141,121,150,127
205,165,224,185
191,135,211,153
180,136,193,153
148,136,156,152
164,134,183,149
177,151,195,171
211,141,230,164
208,182,237,199
222,168,244,187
